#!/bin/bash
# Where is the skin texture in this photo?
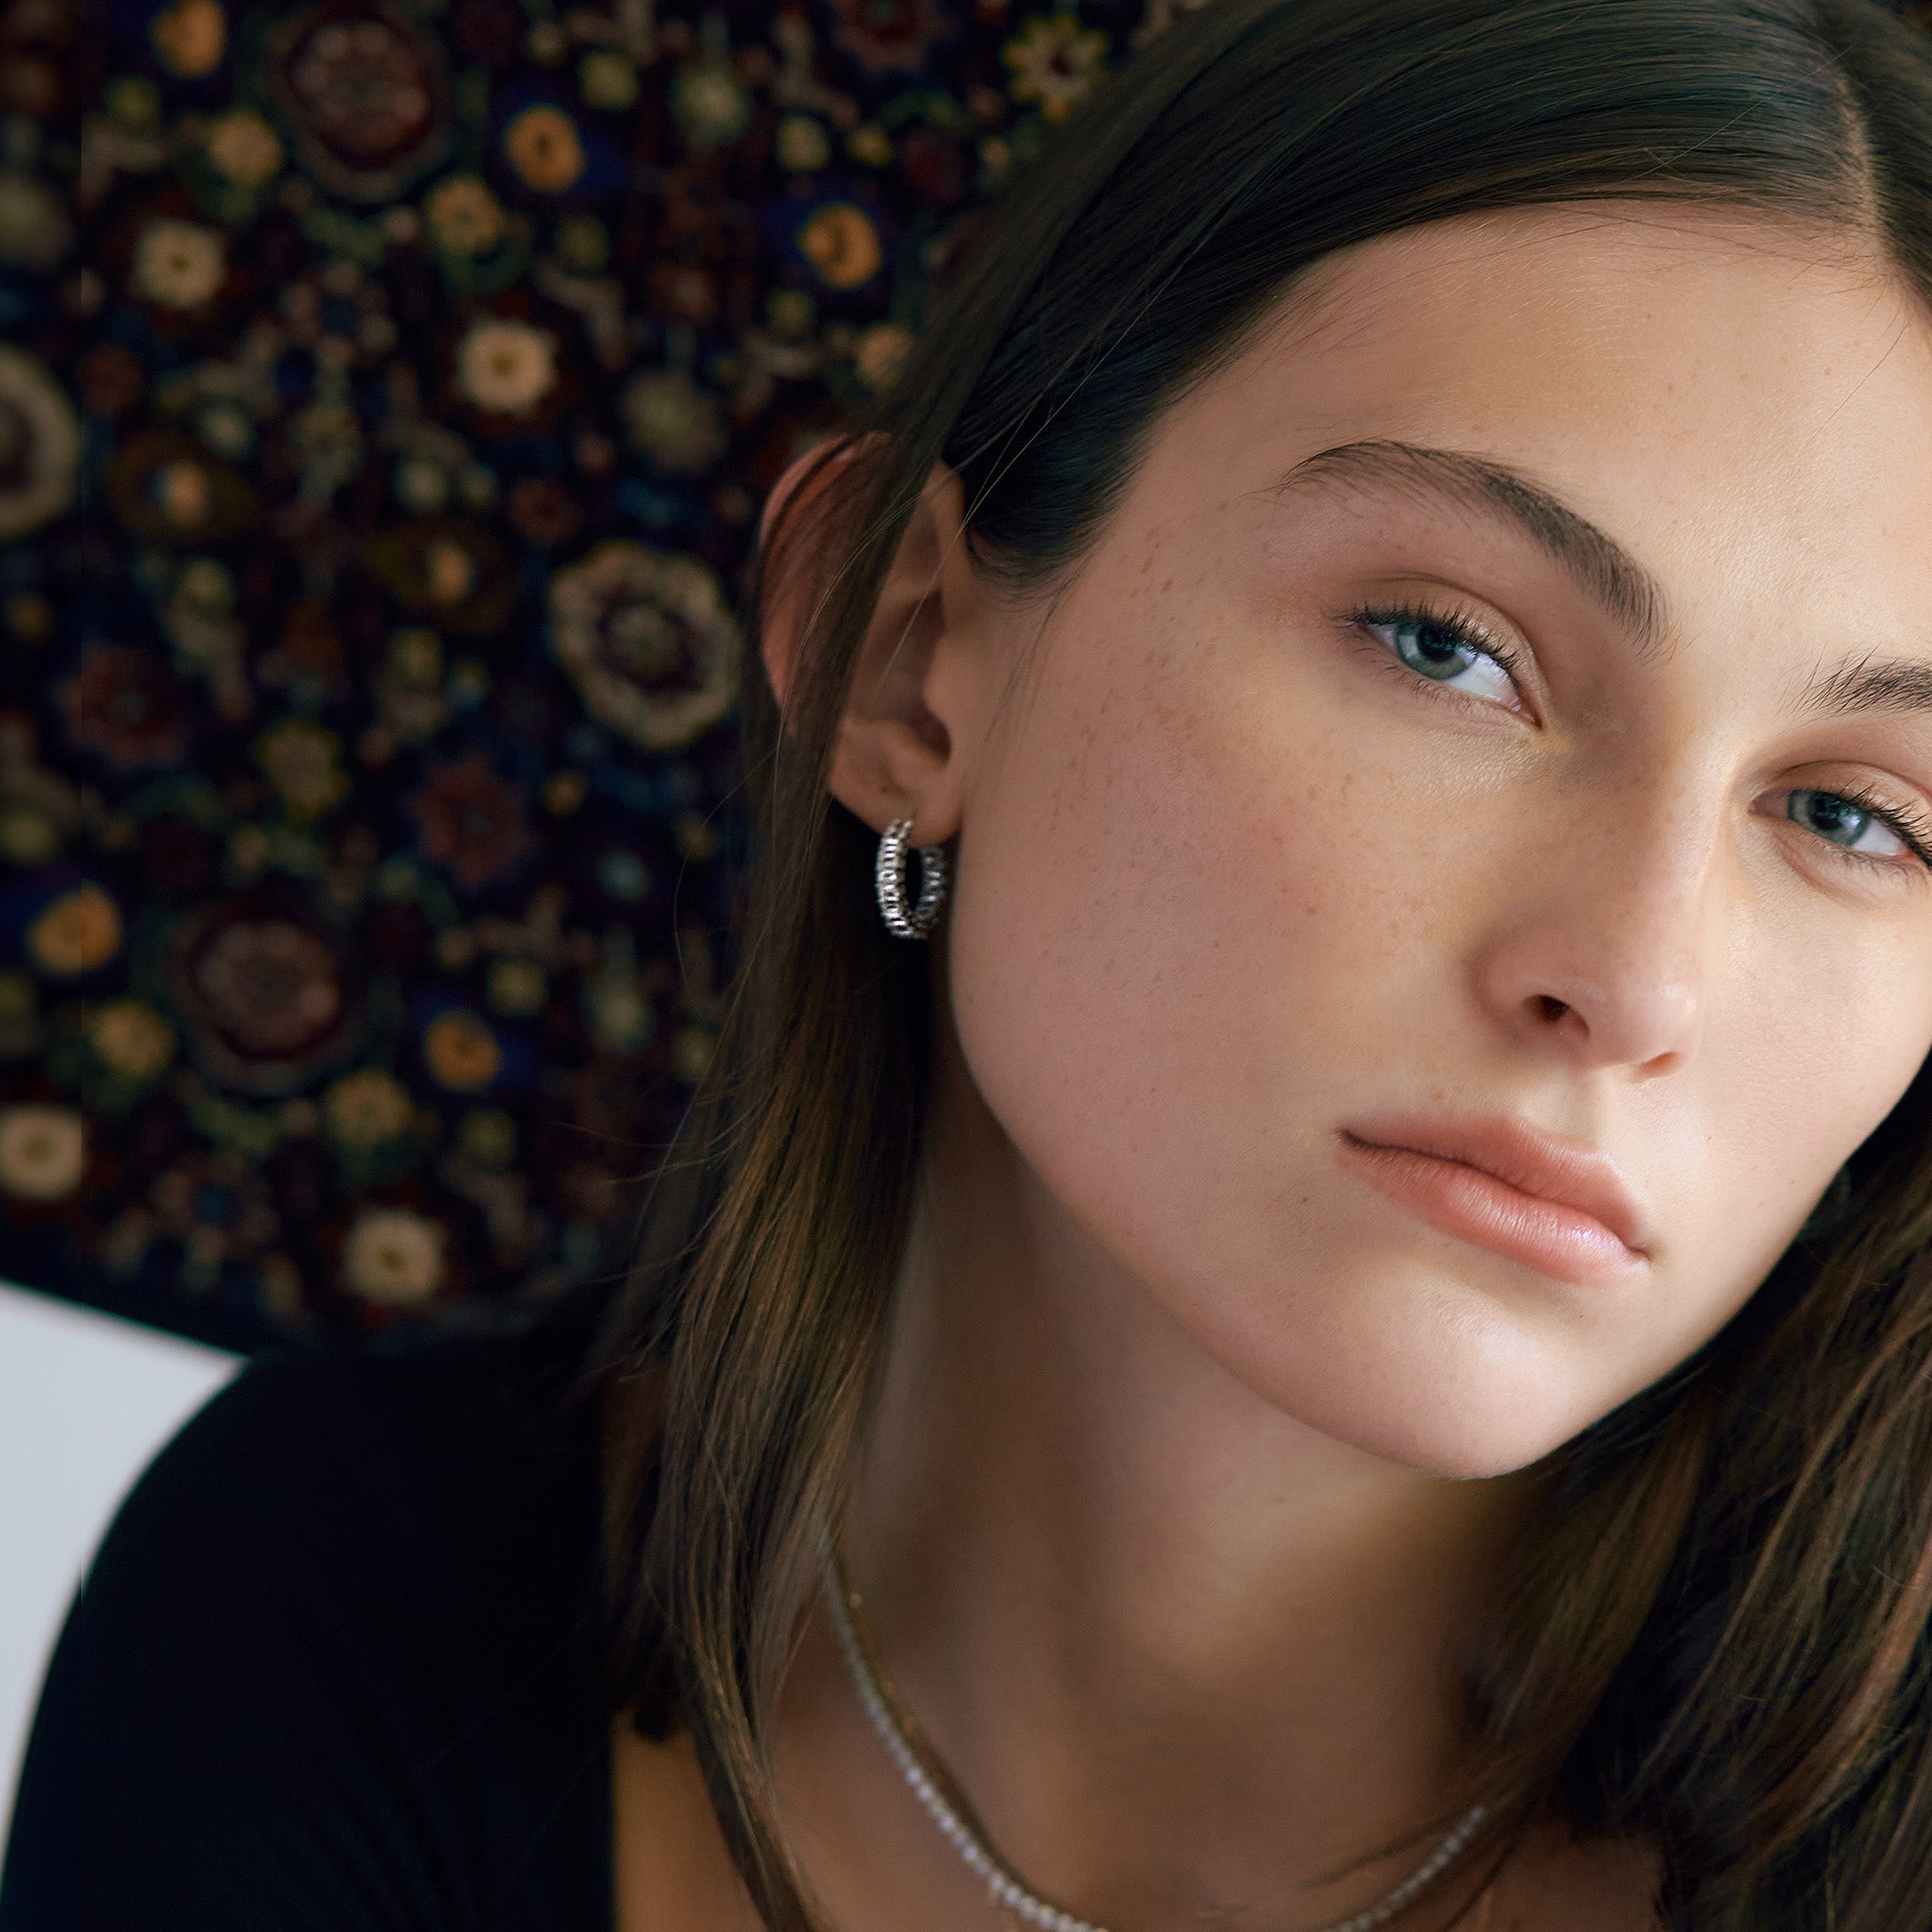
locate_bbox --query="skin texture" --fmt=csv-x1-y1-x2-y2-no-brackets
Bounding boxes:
613,206,1932,1930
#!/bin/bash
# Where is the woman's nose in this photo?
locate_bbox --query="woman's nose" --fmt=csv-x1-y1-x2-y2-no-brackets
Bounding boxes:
1471,789,1712,1080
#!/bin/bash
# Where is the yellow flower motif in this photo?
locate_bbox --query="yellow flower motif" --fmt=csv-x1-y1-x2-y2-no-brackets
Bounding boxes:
455,1106,516,1169
1003,14,1110,122
554,213,610,272
27,883,123,978
775,114,831,173
88,1000,176,1082
486,955,547,1017
423,1009,502,1093
423,175,505,257
255,717,349,821
671,61,751,147
0,171,72,274
0,801,59,866
765,287,815,338
798,203,883,290
0,1104,86,1203
455,317,559,415
854,323,915,392
131,218,227,309
617,370,726,473
502,104,586,193
387,626,443,688
106,75,162,131
585,932,650,1053
0,971,35,1030
342,1206,446,1304
579,50,639,112
150,0,226,78
323,1068,412,1149
672,1024,715,1085
205,108,282,187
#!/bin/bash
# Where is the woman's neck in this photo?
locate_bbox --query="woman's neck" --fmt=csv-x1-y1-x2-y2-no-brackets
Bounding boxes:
832,1037,1540,1929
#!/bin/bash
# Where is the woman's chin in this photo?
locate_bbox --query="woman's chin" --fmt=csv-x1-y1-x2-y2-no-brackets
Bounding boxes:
1185,1269,1625,1482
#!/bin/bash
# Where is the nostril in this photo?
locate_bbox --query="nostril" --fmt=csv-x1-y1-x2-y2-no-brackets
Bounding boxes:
1530,994,1571,1025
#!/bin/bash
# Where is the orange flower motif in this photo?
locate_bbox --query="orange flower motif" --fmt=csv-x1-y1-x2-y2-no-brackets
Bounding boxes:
27,883,123,977
150,0,226,78
798,203,883,290
423,1009,502,1093
502,103,585,193
204,107,281,186
88,1000,176,1082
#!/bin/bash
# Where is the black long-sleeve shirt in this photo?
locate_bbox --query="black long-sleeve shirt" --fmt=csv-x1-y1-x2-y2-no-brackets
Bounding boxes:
0,1293,614,1931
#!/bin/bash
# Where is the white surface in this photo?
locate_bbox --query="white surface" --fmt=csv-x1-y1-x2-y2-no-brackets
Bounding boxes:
0,1279,240,1855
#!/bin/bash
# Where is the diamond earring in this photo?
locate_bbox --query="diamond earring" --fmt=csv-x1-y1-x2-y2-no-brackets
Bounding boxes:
874,816,948,939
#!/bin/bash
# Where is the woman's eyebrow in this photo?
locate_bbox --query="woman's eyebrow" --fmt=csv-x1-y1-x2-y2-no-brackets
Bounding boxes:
1799,655,1932,723
1272,439,1668,660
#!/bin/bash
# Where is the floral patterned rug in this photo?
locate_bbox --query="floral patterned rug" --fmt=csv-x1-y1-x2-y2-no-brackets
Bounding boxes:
0,0,1194,1350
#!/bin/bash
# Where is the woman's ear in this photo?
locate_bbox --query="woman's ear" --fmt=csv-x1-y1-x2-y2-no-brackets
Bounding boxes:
827,462,985,845
758,445,988,847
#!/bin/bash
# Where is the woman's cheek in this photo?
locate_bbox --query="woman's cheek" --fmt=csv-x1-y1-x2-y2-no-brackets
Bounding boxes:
951,642,1376,1212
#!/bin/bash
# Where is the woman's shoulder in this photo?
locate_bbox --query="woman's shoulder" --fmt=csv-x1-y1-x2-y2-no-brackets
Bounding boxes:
42,1288,613,1713
0,1289,615,1932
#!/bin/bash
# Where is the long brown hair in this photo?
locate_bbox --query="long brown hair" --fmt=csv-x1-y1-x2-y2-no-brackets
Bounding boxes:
570,3,1932,1925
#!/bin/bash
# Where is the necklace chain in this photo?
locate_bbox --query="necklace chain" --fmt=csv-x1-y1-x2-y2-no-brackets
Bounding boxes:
824,1552,1487,1932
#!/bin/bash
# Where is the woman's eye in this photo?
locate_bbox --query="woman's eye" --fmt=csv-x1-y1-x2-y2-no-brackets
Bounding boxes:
1785,788,1910,861
1363,613,1519,706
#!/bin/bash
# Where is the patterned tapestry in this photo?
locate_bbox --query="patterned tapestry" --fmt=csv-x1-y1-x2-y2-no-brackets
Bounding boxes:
0,0,1203,1350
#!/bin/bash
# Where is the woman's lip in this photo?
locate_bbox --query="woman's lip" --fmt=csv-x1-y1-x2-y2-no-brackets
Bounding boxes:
1343,1111,1651,1250
1334,1115,1651,1288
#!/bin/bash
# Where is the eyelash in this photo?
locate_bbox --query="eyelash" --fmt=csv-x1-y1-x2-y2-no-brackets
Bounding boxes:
1343,597,1932,876
1343,597,1528,707
1811,781,1932,873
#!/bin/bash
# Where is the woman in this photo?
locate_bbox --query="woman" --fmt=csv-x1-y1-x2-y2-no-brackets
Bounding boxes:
11,0,1932,1927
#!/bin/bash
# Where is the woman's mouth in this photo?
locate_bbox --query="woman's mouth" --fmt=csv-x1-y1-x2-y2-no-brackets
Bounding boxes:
1334,1112,1651,1288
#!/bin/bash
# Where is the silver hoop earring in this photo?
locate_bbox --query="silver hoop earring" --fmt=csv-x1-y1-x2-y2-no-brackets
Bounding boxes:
874,817,948,939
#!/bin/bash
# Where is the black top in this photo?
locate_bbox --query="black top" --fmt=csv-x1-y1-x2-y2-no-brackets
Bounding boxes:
0,1292,615,1932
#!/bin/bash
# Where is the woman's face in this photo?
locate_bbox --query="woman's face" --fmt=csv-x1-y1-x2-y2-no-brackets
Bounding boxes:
939,207,1932,1478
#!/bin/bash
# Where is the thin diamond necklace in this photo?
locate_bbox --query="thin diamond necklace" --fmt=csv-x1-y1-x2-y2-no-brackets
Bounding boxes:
824,1549,1488,1932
